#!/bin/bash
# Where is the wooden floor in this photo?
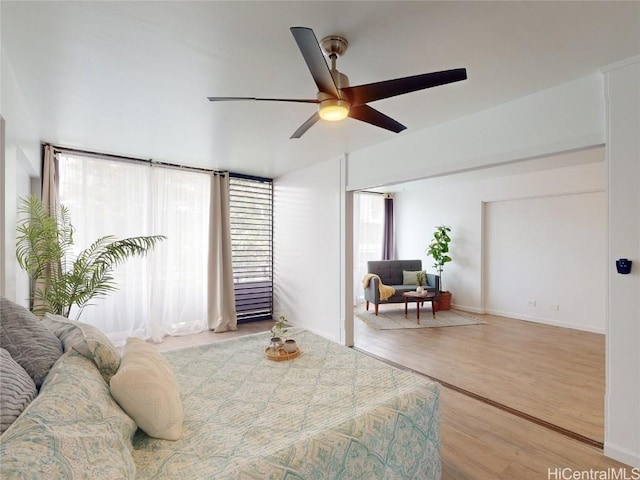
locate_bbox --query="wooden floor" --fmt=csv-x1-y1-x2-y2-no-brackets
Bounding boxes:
154,317,632,477
355,306,605,444
439,387,627,479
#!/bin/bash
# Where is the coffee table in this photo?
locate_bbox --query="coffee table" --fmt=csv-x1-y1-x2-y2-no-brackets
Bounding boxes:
403,291,437,324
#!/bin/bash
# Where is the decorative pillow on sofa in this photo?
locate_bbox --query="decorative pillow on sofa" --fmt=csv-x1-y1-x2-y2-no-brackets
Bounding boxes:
402,270,426,285
0,348,37,434
0,297,63,389
42,313,120,383
110,337,184,441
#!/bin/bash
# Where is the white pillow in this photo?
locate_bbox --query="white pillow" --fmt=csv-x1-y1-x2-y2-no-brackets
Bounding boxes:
109,337,183,440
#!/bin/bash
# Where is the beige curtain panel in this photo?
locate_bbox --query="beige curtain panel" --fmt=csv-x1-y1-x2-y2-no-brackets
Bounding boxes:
207,173,237,332
33,146,59,314
42,146,58,215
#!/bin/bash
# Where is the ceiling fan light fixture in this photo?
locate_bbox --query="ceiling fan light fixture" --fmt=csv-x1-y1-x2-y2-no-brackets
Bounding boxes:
318,98,350,121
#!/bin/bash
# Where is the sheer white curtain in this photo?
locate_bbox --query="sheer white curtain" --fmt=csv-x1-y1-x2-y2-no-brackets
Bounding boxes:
353,192,385,305
148,167,210,341
58,154,210,344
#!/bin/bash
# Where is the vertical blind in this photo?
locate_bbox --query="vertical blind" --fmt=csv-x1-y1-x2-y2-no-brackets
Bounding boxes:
229,176,273,322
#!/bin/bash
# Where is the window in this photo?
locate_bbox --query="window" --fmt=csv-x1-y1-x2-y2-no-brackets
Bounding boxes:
55,149,275,338
229,176,273,322
58,152,210,343
353,192,385,304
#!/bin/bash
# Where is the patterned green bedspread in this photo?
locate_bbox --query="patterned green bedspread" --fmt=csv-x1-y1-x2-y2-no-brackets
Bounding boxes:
133,329,441,479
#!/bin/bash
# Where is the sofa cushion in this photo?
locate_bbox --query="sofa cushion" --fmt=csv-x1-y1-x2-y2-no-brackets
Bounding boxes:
0,297,64,389
110,337,184,441
0,351,137,479
0,348,37,434
43,313,120,383
392,284,418,294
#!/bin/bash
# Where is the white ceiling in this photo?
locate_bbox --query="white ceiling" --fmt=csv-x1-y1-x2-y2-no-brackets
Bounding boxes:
2,1,639,179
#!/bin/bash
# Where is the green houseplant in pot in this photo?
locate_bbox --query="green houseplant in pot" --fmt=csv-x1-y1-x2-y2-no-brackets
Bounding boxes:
271,314,289,339
16,195,165,319
426,224,453,310
416,271,426,293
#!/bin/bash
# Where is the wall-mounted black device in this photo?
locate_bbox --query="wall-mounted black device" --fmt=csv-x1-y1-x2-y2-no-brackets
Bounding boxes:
616,258,632,274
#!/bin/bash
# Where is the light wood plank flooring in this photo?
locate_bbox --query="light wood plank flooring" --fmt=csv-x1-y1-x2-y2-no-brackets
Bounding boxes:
153,318,632,477
354,306,605,444
440,387,628,479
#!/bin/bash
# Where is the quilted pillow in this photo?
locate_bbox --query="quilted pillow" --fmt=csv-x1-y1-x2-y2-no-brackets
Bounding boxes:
42,313,120,383
0,348,37,434
0,297,63,389
110,337,183,440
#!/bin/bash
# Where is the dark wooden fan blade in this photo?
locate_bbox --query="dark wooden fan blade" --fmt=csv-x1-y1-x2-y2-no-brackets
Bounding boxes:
343,68,467,106
348,105,406,133
290,27,340,98
290,112,320,139
207,97,318,104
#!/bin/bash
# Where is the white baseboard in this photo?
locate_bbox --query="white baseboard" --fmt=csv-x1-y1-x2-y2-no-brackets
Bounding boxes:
450,303,484,314
604,442,640,469
483,308,606,334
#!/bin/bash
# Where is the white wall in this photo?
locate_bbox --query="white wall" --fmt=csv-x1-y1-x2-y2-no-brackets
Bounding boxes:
1,50,41,304
347,73,604,191
273,156,346,343
393,154,605,332
484,191,605,332
603,57,640,468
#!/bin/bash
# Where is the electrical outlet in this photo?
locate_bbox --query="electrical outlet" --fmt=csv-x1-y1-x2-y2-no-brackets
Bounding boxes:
527,300,536,307
549,304,559,310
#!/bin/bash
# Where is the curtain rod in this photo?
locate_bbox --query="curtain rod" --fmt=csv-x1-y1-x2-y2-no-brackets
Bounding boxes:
44,143,236,177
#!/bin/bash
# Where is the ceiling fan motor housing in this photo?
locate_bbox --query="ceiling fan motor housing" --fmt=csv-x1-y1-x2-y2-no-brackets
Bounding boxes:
330,70,350,90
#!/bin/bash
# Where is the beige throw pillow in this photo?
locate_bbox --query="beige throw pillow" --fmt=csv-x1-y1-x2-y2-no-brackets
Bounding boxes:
109,337,183,441
402,270,426,285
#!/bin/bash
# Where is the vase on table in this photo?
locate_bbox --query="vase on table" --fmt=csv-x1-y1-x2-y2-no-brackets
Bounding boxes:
269,337,283,353
284,339,297,353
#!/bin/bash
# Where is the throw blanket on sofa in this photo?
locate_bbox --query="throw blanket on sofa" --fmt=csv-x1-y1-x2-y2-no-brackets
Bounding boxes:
362,273,395,301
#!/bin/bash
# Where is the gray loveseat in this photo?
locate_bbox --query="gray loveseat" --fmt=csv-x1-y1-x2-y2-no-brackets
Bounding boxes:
364,259,440,315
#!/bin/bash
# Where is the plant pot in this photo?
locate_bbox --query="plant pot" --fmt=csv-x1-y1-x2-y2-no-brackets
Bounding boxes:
283,339,297,353
438,291,452,310
269,337,283,353
416,286,424,293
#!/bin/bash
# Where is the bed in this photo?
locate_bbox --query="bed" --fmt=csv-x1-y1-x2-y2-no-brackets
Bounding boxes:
0,298,441,479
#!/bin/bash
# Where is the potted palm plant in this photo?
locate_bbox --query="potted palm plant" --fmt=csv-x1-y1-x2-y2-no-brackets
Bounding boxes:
16,195,165,319
426,224,453,310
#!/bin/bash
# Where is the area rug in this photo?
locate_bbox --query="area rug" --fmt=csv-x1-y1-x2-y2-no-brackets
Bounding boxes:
355,304,486,330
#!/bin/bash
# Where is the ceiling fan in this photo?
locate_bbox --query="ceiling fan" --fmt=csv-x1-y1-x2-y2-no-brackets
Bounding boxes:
207,27,467,139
